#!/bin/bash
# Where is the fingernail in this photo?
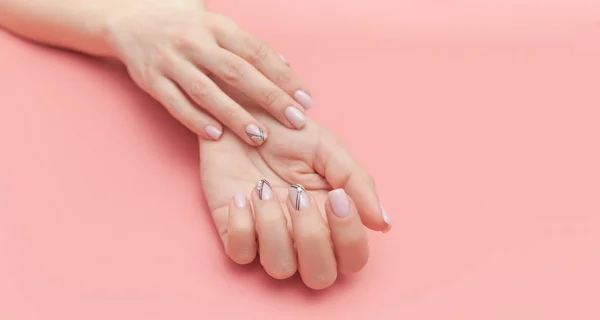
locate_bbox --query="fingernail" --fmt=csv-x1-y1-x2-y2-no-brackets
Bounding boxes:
278,53,289,65
293,90,313,109
328,189,350,218
257,179,273,200
380,203,391,233
234,192,246,209
284,107,307,129
288,184,309,211
246,124,267,144
205,125,222,140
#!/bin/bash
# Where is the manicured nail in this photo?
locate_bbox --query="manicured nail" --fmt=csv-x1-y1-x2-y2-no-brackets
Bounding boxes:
234,192,246,209
284,107,307,129
288,184,309,211
246,124,267,144
205,125,222,140
380,203,391,233
278,53,289,65
293,90,313,109
328,189,350,218
257,179,273,201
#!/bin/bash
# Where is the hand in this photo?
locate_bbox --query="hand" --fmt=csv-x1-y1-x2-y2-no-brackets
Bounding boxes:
104,0,312,145
200,83,391,289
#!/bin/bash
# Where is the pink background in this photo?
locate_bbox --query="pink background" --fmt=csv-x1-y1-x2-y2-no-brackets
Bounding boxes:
1,0,599,319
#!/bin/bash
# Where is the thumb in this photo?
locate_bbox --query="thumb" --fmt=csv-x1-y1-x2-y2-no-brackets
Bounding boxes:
315,133,391,232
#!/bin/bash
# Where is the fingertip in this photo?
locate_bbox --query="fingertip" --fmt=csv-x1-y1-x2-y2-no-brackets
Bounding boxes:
327,189,351,219
245,124,268,146
233,191,246,209
293,90,313,110
277,53,290,65
204,125,223,141
284,106,307,129
380,203,392,234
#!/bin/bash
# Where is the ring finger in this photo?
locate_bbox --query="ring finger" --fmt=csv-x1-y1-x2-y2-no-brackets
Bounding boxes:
164,59,269,146
200,49,308,130
151,77,224,141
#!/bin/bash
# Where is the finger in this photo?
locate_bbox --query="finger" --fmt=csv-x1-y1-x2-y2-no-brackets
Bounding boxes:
211,19,314,109
287,184,337,290
316,139,391,233
151,77,224,140
163,60,269,146
326,189,369,275
252,179,297,279
225,192,257,264
202,49,308,130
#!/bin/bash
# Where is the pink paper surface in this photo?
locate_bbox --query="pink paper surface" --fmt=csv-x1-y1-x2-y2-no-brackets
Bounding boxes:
1,1,599,319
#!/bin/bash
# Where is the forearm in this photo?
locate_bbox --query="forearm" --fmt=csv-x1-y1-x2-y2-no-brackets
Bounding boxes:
0,0,129,57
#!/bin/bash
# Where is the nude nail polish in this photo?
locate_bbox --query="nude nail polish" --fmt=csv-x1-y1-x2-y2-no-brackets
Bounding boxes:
293,90,313,109
234,192,246,209
246,124,267,144
288,184,309,211
257,179,273,201
328,189,350,218
205,125,222,140
284,107,307,129
380,203,391,233
278,53,289,65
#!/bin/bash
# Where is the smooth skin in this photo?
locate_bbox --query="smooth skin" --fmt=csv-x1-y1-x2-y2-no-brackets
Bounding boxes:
201,80,391,289
0,0,313,145
0,0,392,290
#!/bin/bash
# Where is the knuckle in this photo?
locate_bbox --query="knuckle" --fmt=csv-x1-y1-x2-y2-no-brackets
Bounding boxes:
222,107,242,125
248,42,270,64
189,80,211,102
263,90,285,110
228,222,253,237
162,93,180,111
274,71,294,87
352,170,375,188
256,214,283,230
172,32,198,51
153,50,173,70
221,59,246,82
129,67,157,91
298,227,330,244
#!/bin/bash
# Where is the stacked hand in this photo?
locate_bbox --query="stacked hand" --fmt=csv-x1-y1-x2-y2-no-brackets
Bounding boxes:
200,82,391,290
0,0,391,290
105,0,312,145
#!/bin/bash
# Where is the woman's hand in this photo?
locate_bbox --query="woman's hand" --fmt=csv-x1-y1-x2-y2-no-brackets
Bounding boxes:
200,81,391,289
105,0,313,145
0,0,312,144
